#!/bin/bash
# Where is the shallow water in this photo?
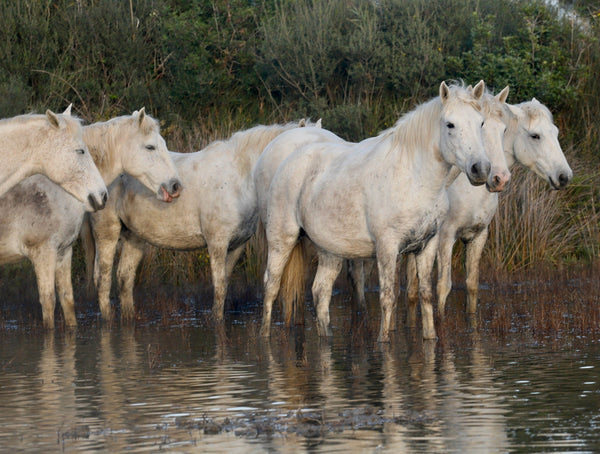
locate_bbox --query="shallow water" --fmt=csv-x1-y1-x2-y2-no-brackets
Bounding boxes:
1,294,599,453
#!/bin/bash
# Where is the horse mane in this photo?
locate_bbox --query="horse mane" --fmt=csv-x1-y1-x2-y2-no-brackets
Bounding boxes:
220,120,310,176
379,82,480,161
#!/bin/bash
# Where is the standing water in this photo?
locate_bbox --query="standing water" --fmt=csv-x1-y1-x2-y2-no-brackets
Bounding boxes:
1,292,599,453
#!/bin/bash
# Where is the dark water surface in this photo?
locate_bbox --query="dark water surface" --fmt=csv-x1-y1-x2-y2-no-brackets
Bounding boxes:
1,294,599,453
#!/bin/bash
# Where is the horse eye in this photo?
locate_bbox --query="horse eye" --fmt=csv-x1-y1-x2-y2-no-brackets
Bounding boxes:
481,121,484,128
446,122,455,129
530,133,540,140
145,144,156,151
76,148,85,155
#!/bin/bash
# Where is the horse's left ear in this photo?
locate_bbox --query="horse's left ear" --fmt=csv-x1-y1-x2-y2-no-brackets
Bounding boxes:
440,81,450,103
298,119,306,127
45,109,62,129
472,80,485,100
63,104,73,116
496,86,510,103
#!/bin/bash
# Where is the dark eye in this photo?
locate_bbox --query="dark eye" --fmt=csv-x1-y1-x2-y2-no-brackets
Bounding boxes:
76,148,85,155
481,121,485,128
446,122,455,129
530,133,540,140
145,144,156,151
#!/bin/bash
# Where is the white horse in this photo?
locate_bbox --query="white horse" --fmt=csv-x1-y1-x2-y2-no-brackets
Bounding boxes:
254,86,513,333
83,121,309,322
0,109,182,328
259,81,491,342
405,97,572,324
0,105,107,210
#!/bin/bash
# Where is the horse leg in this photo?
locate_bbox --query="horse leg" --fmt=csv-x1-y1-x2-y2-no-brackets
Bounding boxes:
436,229,457,318
465,227,489,319
91,211,122,322
260,231,301,338
207,240,230,321
347,259,367,312
55,247,77,327
30,248,57,329
415,236,440,340
312,252,343,337
80,213,96,299
375,244,400,343
117,231,146,321
405,253,418,329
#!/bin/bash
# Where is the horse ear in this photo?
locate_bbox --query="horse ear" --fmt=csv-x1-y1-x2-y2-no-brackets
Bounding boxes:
298,119,306,127
316,118,322,128
63,104,73,116
472,80,485,100
496,86,510,103
137,107,146,126
45,109,61,129
440,81,450,103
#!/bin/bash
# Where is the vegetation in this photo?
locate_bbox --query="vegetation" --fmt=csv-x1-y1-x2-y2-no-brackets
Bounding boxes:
1,0,599,317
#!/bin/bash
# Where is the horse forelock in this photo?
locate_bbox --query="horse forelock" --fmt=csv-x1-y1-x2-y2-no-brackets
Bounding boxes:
520,100,553,125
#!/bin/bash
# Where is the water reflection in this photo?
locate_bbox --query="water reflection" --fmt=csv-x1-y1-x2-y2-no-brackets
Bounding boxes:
0,311,599,452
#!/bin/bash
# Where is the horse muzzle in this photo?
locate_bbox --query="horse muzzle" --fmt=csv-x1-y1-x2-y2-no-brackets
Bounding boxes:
466,159,491,186
88,190,108,212
159,178,183,203
549,169,573,190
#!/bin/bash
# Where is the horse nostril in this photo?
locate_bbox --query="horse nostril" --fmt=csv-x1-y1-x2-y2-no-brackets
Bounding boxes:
102,191,108,204
558,172,570,187
172,182,180,193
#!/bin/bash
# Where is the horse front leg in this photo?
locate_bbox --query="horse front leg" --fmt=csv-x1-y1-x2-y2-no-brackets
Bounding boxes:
116,231,146,321
312,252,343,337
347,259,367,312
465,227,489,322
376,245,400,343
31,249,57,329
405,253,418,329
436,228,457,317
207,240,230,322
55,247,77,327
415,235,440,340
91,212,122,322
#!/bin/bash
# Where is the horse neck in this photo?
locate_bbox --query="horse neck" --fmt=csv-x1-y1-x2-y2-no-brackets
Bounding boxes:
0,118,47,191
82,120,123,185
381,101,450,185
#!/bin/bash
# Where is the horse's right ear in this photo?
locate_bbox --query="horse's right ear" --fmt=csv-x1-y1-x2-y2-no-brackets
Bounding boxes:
63,104,73,116
472,80,485,100
496,86,510,103
316,118,322,128
440,81,450,103
136,107,147,126
45,109,61,129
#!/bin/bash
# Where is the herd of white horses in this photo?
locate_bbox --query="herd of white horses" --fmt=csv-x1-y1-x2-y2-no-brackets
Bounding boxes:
0,81,572,341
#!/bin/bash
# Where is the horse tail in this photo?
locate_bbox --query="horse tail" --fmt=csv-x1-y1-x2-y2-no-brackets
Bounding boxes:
80,213,96,299
280,238,307,326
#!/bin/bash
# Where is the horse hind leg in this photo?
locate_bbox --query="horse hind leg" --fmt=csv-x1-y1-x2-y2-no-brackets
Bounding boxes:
55,247,77,327
260,232,303,338
312,252,343,337
117,231,146,322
